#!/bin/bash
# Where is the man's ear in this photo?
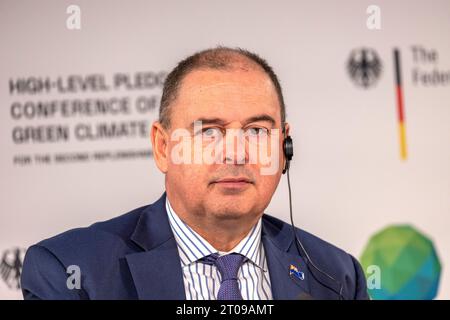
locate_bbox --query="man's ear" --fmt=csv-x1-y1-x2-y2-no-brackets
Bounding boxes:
151,121,169,173
283,122,291,138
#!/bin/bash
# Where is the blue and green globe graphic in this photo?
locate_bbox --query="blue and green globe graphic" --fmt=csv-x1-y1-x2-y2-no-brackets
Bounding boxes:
360,225,441,300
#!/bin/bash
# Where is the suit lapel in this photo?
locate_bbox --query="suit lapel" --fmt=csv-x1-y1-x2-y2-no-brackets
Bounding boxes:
125,193,186,300
262,215,312,300
125,239,185,300
263,236,311,299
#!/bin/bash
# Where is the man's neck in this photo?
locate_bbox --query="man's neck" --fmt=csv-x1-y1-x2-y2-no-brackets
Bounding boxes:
166,195,260,252
190,220,256,252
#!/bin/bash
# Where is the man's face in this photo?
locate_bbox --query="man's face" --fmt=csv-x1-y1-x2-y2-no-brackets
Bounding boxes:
157,67,287,222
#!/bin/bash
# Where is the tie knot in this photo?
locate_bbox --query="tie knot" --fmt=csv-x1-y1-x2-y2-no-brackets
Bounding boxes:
201,253,246,300
203,253,246,281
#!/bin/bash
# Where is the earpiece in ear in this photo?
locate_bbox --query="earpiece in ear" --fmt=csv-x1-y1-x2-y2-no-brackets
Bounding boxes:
282,135,293,174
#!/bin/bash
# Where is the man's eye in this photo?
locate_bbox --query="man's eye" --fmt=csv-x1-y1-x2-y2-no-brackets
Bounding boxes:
202,128,222,138
246,127,268,136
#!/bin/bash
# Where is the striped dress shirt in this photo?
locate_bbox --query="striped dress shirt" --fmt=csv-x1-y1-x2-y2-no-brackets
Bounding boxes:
166,197,273,300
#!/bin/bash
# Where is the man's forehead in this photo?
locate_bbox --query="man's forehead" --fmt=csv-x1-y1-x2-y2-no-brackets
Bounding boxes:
177,99,280,128
171,69,280,124
179,68,276,97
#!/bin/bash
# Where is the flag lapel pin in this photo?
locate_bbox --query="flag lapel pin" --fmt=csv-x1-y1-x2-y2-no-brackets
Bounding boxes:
289,264,305,280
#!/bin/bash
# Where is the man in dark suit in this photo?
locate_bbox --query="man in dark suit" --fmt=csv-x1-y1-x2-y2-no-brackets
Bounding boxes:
21,47,369,300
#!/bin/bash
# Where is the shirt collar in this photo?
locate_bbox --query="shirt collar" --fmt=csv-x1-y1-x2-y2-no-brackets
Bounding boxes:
166,196,266,271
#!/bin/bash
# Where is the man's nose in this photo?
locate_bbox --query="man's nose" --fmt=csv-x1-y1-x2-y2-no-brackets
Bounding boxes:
224,129,248,165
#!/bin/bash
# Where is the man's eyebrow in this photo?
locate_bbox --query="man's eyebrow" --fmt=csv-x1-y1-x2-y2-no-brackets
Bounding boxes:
189,114,276,130
189,118,227,130
243,114,276,126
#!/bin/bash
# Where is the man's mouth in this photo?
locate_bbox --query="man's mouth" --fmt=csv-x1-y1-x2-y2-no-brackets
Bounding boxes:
211,177,253,189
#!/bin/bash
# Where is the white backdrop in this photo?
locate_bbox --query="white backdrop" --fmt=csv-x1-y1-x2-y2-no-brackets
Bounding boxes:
1,0,449,299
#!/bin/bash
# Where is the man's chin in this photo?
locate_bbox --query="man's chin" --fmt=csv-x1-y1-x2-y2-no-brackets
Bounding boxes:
205,188,258,218
210,210,251,221
206,201,256,221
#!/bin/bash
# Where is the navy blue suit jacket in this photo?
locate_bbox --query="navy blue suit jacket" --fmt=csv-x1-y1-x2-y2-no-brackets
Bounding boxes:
21,193,369,300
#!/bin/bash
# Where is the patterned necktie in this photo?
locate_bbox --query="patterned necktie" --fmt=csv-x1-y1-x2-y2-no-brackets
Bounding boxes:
202,253,246,300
